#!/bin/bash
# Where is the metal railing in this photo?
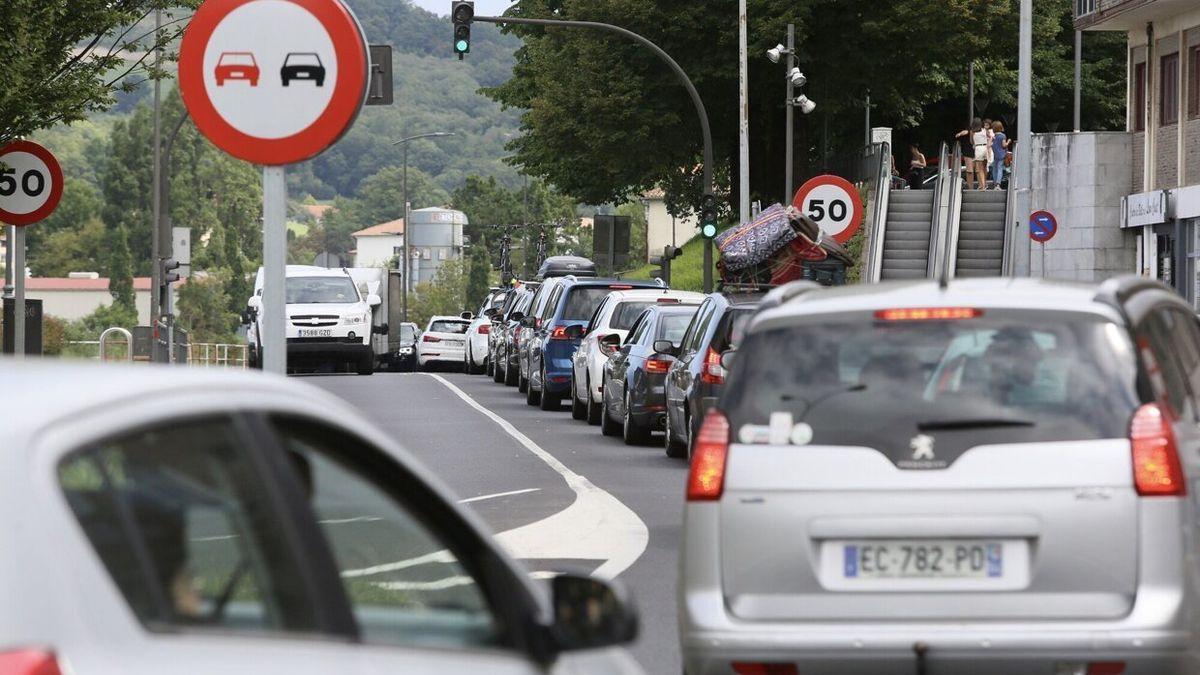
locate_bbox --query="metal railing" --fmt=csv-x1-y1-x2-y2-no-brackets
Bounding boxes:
942,143,966,278
863,142,893,283
188,343,248,368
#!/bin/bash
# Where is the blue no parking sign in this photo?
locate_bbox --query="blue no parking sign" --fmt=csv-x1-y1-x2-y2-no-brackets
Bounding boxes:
1030,210,1058,243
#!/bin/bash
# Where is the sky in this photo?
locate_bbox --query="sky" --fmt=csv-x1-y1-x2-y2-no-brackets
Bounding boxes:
412,0,514,17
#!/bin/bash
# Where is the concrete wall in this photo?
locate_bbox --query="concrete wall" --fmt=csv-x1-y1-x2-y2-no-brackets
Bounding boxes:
1029,132,1135,281
354,235,402,268
645,198,698,262
28,289,153,324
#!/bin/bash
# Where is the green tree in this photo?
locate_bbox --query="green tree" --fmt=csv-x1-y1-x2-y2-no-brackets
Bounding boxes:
29,217,108,277
26,179,104,272
410,259,470,328
466,245,492,310
105,223,136,312
177,271,239,343
0,1,199,144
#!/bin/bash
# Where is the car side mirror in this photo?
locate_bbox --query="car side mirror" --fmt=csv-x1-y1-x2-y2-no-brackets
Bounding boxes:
720,349,737,371
373,322,389,336
247,295,262,310
653,340,677,356
547,574,637,656
484,307,498,319
565,324,586,340
460,311,474,320
600,333,622,353
367,294,382,307
510,311,525,323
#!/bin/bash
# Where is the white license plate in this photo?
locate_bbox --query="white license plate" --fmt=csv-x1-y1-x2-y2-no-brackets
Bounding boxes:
298,329,333,338
841,539,1003,579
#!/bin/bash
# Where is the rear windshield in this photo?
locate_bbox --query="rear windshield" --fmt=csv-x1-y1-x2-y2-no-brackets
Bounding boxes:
715,308,755,352
610,302,654,330
657,312,698,342
429,321,469,334
723,313,1140,447
563,287,620,321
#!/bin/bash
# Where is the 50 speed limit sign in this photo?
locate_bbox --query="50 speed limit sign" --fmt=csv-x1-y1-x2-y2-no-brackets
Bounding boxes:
792,174,863,244
0,140,64,226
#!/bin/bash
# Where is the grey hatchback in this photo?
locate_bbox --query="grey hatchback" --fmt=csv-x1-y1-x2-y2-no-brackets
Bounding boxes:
680,277,1200,674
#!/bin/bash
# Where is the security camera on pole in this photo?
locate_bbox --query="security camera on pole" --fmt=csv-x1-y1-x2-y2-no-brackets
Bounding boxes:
767,25,816,205
179,0,371,374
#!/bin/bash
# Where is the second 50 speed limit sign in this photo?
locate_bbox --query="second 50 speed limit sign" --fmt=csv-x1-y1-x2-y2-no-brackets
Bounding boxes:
792,174,863,244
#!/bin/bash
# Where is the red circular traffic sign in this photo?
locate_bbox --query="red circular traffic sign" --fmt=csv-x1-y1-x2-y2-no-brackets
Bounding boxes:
792,174,864,244
179,0,369,165
0,140,64,226
1030,210,1058,243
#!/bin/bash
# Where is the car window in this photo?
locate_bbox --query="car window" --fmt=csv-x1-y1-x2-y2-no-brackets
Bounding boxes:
610,302,655,330
1162,308,1200,400
399,325,416,341
272,419,503,650
586,296,611,335
1139,310,1193,419
286,277,359,304
724,312,1141,447
678,299,712,353
687,303,718,352
625,313,649,345
59,417,319,634
429,320,470,334
564,287,620,321
657,311,698,343
542,285,565,320
713,308,754,352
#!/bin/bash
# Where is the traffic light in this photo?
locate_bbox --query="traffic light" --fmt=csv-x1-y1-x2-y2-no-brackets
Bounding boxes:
700,194,719,239
452,1,474,58
162,258,181,285
649,245,684,286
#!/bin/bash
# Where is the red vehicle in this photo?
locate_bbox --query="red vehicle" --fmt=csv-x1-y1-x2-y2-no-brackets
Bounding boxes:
215,52,259,87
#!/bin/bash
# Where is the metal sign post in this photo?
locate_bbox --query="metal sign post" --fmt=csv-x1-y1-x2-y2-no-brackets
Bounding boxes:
12,226,24,358
262,167,287,373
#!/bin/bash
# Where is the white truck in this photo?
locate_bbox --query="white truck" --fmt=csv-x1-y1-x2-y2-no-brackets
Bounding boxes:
245,265,381,375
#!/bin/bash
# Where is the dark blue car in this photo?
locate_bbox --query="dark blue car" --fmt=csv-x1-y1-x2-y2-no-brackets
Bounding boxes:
522,277,664,411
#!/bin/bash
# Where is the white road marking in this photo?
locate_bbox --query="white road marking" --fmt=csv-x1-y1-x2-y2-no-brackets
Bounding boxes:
459,488,541,504
342,550,457,578
319,516,384,525
373,576,475,591
429,374,649,580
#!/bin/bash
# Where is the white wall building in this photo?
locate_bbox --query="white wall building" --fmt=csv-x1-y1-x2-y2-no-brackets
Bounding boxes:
642,189,699,262
25,274,155,324
352,219,405,269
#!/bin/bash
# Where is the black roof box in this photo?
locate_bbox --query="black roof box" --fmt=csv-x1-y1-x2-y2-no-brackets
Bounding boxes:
537,256,598,279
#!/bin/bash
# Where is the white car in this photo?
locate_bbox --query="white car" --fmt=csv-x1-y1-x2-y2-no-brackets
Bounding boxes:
246,265,379,375
0,360,642,675
465,292,506,375
417,316,472,370
569,289,705,424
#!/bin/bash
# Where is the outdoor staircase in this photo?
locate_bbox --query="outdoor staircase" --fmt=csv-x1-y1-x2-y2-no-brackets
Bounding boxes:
953,190,1008,277
879,190,935,280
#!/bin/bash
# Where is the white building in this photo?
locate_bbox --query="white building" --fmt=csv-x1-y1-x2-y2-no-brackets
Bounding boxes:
351,219,405,269
25,274,155,324
642,189,699,262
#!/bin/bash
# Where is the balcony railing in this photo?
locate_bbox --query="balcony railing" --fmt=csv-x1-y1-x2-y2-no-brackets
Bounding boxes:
1075,0,1154,26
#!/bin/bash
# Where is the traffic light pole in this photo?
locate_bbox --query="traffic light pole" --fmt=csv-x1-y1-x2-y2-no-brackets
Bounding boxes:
471,15,716,292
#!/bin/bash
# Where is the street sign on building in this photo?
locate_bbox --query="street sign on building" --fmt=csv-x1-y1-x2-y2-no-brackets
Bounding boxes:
792,174,864,244
1121,190,1168,229
1030,210,1058,243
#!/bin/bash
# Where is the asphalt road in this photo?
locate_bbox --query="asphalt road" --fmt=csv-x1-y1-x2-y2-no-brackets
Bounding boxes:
312,369,689,674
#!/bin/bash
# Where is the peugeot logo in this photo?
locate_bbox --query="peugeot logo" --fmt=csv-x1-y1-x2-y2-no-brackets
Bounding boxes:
909,434,935,461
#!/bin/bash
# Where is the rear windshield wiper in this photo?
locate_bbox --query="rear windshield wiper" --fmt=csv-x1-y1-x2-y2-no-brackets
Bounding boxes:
917,417,1035,432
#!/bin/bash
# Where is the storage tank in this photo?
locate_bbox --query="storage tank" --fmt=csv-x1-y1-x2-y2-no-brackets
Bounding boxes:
408,207,467,286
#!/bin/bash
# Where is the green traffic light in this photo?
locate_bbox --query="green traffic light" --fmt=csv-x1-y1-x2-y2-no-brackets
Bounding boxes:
455,39,470,53
702,223,718,239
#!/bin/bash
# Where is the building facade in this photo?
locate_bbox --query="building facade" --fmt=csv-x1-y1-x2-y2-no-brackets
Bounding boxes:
642,189,699,263
24,274,155,324
1077,0,1200,306
352,219,405,269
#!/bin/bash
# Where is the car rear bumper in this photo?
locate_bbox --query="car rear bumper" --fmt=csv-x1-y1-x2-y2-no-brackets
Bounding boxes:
419,348,465,364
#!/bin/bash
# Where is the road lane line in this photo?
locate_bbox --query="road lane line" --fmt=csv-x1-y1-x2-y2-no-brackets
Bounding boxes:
428,374,649,579
459,488,541,504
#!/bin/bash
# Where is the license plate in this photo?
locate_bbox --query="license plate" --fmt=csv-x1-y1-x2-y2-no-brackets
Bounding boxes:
298,329,333,338
841,540,1003,579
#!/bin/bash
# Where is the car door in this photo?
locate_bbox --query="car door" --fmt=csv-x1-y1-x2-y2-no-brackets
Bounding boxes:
575,298,610,399
533,284,565,381
667,298,714,429
608,314,647,416
264,415,550,675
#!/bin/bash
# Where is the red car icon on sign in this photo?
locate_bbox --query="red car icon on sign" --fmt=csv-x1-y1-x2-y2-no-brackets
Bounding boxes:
215,52,260,86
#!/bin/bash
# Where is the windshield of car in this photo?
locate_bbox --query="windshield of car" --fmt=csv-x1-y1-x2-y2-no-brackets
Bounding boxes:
219,53,256,66
723,312,1140,446
429,320,470,334
610,302,654,330
399,325,416,341
285,53,321,67
285,277,359,304
656,311,698,343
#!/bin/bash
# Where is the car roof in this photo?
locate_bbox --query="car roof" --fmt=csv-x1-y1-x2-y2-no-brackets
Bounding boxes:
752,278,1124,330
604,288,707,303
0,360,352,443
428,315,470,323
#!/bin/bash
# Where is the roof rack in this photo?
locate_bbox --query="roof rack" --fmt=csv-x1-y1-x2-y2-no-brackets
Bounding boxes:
757,280,821,311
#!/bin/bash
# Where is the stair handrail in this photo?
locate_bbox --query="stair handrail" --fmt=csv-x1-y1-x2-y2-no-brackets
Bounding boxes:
1001,179,1016,275
942,142,965,278
926,143,951,278
863,141,892,283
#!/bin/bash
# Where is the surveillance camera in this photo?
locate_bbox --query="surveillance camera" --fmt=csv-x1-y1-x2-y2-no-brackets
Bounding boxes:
766,44,785,64
795,95,816,115
787,67,807,87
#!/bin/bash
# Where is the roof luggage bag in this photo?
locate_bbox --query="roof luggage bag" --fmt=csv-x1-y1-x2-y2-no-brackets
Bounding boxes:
537,256,598,279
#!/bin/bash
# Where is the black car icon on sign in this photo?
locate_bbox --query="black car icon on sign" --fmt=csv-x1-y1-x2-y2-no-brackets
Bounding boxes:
281,53,326,87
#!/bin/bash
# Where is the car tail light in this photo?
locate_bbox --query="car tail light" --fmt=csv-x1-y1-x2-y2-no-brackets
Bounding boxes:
550,326,570,340
422,335,441,343
687,411,730,501
645,357,671,374
478,324,490,335
874,307,983,321
732,663,798,675
657,297,680,304
1130,403,1186,496
700,347,726,385
609,285,634,290
0,650,63,675
1055,663,1127,675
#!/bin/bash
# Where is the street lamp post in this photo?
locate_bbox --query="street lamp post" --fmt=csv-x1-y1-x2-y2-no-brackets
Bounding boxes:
392,132,455,323
768,27,815,204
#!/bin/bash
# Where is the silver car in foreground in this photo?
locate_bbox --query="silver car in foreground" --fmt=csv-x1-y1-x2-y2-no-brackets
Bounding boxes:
680,277,1200,674
1,361,640,675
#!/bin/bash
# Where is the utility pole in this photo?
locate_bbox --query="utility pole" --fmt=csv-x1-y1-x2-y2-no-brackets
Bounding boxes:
1013,0,1033,276
392,132,455,322
470,15,716,292
864,90,871,146
784,24,795,204
150,7,163,345
968,62,975,123
737,0,750,225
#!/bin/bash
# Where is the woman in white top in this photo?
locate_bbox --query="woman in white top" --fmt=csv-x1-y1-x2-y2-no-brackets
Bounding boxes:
955,117,988,190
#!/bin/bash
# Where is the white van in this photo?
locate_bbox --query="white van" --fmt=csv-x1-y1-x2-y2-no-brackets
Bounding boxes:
246,266,380,375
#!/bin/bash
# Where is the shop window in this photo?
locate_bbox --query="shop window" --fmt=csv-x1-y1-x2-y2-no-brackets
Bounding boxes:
1134,61,1147,132
1162,53,1180,126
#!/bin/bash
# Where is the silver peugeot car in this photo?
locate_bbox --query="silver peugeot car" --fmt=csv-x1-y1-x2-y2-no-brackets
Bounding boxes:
680,277,1200,674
